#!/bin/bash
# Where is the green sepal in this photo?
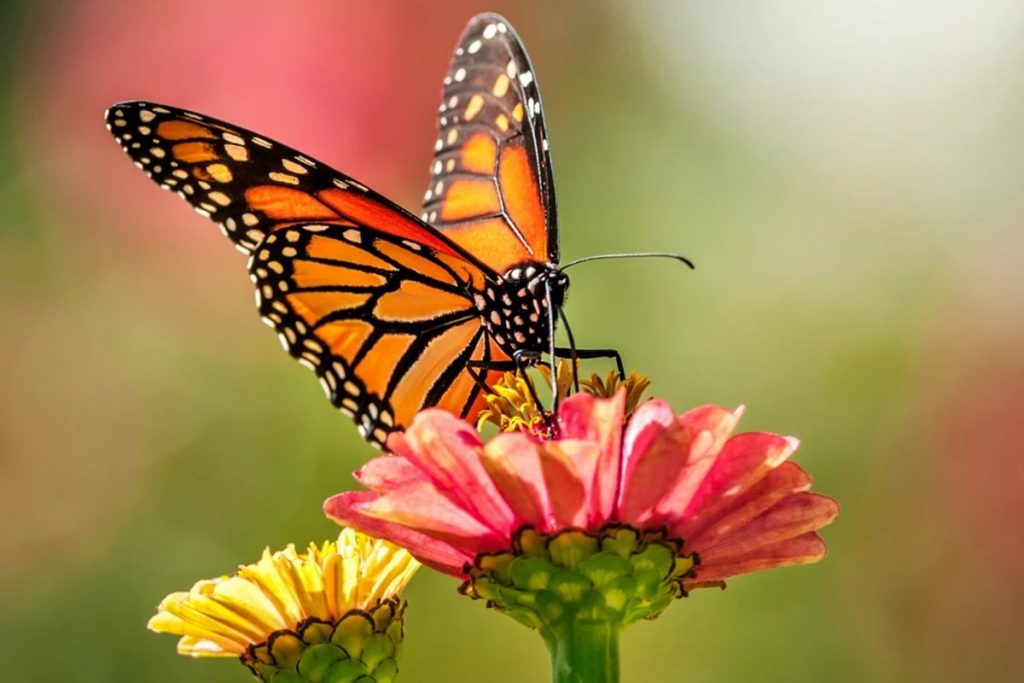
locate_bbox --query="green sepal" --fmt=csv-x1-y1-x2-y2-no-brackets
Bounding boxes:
321,658,366,683
269,633,305,671
241,599,405,682
371,657,399,683
359,633,395,671
461,525,696,636
297,643,348,682
330,614,374,659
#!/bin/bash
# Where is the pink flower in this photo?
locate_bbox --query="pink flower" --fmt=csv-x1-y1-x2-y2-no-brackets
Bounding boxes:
324,391,838,588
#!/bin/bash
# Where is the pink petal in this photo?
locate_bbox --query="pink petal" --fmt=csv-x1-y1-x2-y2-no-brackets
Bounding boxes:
674,461,811,542
359,481,509,554
692,493,839,564
538,439,596,530
622,399,676,469
619,404,743,527
676,404,743,454
392,409,516,535
557,392,625,521
353,454,424,491
688,532,828,582
480,432,553,530
666,432,796,530
323,491,472,575
617,421,716,525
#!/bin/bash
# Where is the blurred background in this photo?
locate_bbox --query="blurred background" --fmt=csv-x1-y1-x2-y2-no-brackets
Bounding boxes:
2,1,1022,681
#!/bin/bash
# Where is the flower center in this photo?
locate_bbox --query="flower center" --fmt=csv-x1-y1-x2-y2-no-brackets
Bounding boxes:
476,363,651,435
241,599,405,683
460,525,697,637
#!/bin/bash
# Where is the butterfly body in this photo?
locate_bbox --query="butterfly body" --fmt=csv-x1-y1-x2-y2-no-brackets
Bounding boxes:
473,262,568,362
105,13,575,447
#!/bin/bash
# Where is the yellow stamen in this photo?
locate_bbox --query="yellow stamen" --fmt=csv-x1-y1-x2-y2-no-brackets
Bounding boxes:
477,362,650,432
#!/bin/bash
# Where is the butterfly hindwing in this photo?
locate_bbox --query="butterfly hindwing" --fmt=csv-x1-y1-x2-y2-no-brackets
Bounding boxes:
423,12,558,273
252,222,509,444
105,101,509,446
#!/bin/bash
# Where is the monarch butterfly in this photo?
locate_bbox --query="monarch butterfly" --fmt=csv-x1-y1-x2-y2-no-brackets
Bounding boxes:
104,13,690,447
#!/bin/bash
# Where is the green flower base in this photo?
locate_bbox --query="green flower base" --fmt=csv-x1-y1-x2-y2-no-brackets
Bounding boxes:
461,525,698,683
242,600,405,683
462,525,697,629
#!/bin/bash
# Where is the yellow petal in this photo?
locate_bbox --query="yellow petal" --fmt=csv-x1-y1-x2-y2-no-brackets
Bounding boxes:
149,529,419,661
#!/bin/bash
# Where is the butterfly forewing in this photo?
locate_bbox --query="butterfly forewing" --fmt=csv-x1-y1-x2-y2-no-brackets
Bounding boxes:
105,102,461,257
423,13,558,273
105,101,508,447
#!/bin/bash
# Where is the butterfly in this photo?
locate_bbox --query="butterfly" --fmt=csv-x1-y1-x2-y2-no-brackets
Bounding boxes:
105,13,664,448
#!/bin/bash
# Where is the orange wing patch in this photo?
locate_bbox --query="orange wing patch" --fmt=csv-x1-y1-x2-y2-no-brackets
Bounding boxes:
357,334,417,397
157,120,216,140
374,281,473,322
443,218,529,275
440,179,502,222
172,141,219,163
290,261,388,289
245,186,340,221
498,143,547,261
317,320,375,359
461,133,498,174
387,319,481,426
287,291,371,326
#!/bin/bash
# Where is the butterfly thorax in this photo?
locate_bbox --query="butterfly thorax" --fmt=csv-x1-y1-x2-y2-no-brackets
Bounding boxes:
473,263,568,361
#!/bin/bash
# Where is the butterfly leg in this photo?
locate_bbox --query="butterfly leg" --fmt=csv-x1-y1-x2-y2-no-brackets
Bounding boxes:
557,309,581,392
465,358,520,395
466,356,550,423
552,347,625,378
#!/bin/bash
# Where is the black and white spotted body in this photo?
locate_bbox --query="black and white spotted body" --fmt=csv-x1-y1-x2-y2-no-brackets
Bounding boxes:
473,262,568,362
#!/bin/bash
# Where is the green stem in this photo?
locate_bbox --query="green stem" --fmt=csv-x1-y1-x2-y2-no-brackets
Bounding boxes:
544,620,620,683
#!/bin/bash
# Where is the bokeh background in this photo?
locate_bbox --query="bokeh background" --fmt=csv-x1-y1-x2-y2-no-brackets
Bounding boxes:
2,1,1022,681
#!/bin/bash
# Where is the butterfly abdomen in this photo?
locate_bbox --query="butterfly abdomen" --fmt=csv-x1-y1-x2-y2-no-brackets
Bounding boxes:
473,263,567,360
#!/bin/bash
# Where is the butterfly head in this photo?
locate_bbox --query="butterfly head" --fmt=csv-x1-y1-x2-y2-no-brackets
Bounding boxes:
475,263,568,363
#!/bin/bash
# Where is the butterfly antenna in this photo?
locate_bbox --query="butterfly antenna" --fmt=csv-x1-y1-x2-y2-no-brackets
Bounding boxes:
545,280,559,411
558,308,581,393
561,252,695,270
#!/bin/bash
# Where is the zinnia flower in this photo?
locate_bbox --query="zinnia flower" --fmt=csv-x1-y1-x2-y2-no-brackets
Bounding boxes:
148,528,419,682
325,389,838,682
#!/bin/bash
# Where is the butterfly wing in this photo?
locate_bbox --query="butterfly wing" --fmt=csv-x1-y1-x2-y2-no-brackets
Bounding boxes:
422,13,558,273
106,101,508,446
251,221,507,445
106,101,462,256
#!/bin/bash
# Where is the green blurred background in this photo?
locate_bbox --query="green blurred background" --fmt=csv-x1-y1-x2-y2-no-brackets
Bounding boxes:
2,1,1022,681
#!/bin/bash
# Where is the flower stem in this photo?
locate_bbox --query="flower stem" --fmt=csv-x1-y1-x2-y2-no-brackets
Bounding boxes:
544,620,620,683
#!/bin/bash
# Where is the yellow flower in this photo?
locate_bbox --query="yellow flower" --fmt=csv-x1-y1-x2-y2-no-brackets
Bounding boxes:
149,529,419,681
